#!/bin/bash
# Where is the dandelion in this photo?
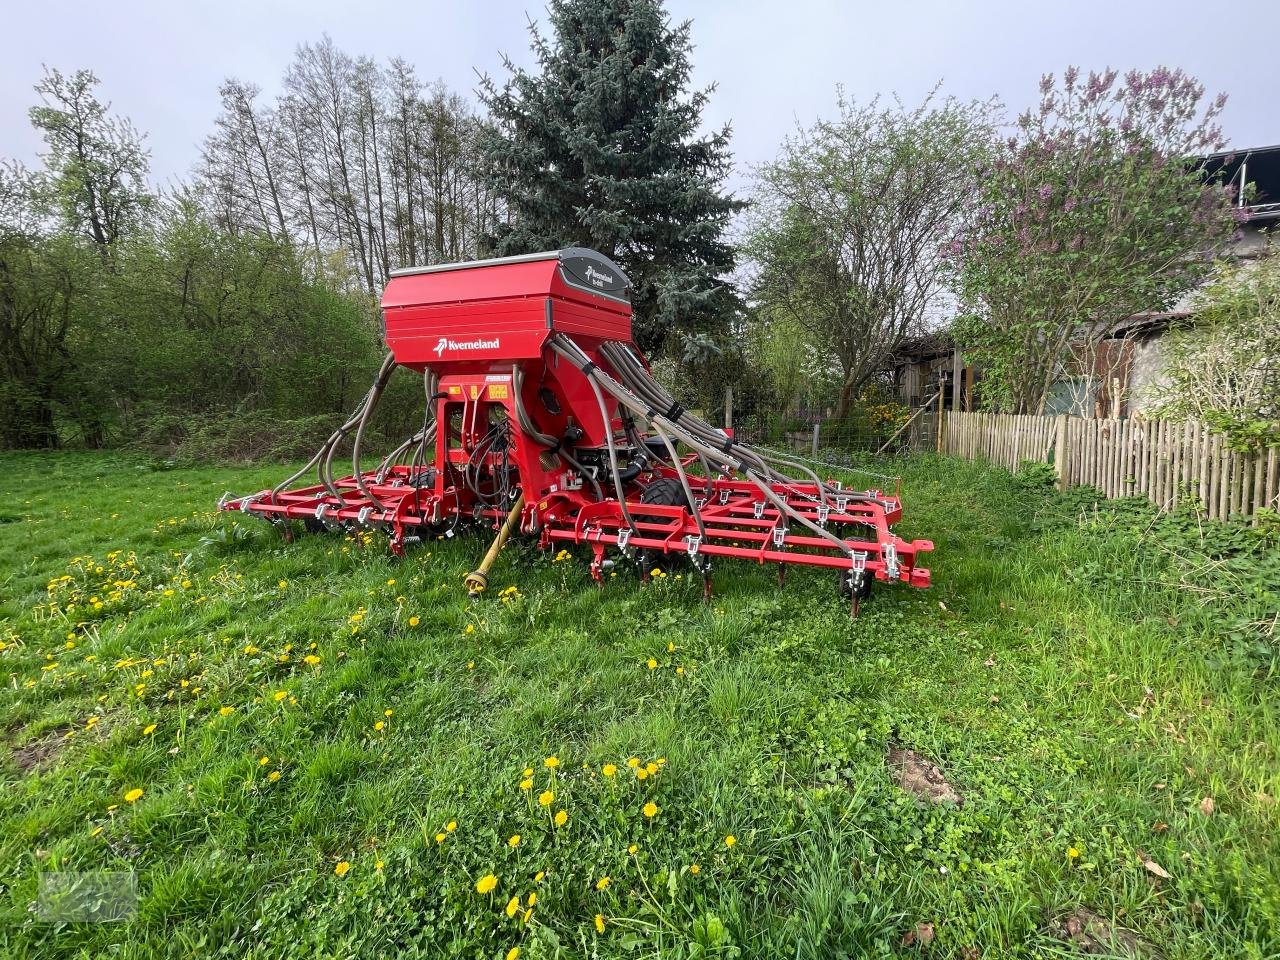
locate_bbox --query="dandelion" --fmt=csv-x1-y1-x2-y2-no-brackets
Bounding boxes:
544,756,560,769
506,949,521,960
386,578,396,586
519,778,534,791
594,913,605,933
334,861,351,877
384,709,393,717
374,721,385,732
595,876,610,890
435,832,446,843
375,859,384,871
303,654,321,666
142,724,157,735
647,658,657,670
643,802,658,818
602,763,617,777
628,844,637,855
124,788,143,803
508,834,521,847
446,820,457,832
466,661,475,670
690,864,700,875
527,892,537,906
635,767,648,781
408,616,420,627
278,580,288,589
627,757,640,768
554,809,568,827
534,871,545,883
476,873,498,895
464,624,475,635
219,706,235,716
539,790,554,807
259,756,270,766
1068,846,1081,861
725,834,737,848
274,690,287,702
506,895,520,918
268,771,281,782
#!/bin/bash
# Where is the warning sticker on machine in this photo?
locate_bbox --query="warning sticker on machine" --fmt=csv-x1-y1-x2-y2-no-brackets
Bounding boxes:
489,384,509,399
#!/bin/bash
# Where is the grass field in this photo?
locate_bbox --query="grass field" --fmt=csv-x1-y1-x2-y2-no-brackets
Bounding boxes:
1,451,1276,959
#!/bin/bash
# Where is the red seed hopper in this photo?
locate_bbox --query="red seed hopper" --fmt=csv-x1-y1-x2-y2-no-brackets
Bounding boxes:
218,248,932,613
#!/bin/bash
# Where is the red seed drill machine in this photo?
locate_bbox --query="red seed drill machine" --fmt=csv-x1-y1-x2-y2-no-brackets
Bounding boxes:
218,249,932,613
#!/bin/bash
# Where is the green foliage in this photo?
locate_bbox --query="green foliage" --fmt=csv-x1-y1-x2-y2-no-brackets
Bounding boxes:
746,90,997,418
953,67,1239,414
3,451,1278,958
478,0,744,359
1148,247,1280,450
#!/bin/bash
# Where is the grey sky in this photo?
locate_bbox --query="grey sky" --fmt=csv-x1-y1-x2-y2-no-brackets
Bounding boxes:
2,0,1277,193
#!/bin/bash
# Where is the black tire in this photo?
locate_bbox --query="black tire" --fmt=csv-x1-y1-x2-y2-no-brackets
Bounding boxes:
636,478,689,576
837,567,874,601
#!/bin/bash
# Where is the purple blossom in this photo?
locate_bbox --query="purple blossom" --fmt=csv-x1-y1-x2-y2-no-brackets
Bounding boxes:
1063,197,1077,213
1038,184,1053,201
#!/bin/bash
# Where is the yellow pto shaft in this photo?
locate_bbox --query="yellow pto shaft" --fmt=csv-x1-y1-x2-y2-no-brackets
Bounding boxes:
465,495,525,598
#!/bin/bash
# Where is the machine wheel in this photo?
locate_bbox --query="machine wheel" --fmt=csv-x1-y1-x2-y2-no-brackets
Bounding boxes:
837,567,874,601
636,478,689,577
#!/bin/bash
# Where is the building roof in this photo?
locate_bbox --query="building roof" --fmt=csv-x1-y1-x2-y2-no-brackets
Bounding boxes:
1201,143,1280,222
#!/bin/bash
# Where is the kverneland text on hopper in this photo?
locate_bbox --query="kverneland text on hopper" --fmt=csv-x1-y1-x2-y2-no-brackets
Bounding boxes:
218,248,932,615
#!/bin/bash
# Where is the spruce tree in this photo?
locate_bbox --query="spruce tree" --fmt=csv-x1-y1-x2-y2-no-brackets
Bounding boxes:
478,0,744,358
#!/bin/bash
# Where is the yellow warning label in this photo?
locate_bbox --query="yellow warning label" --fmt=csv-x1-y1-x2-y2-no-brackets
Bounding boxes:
489,384,509,400
448,385,462,395
469,384,482,400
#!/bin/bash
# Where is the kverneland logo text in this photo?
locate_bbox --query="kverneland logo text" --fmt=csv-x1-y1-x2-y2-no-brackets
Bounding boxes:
434,336,500,357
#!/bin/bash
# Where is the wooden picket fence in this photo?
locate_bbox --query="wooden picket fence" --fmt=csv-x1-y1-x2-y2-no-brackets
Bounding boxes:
940,412,1280,522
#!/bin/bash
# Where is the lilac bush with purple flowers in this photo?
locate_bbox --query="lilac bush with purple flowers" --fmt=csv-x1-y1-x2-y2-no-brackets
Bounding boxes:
952,67,1240,414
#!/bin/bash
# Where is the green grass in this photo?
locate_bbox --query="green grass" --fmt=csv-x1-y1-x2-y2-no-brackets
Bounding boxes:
0,451,1276,959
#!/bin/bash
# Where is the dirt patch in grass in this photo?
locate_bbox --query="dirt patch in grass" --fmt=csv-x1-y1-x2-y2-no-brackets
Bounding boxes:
887,746,962,805
1053,908,1153,957
11,726,75,773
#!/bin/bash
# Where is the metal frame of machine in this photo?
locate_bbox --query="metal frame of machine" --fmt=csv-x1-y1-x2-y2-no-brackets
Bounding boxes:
218,248,932,614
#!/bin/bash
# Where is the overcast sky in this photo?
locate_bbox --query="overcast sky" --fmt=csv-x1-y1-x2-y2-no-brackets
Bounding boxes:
2,0,1277,194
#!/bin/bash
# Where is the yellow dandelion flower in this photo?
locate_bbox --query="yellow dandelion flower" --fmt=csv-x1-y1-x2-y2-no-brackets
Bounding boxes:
303,654,321,666
594,913,605,933
466,660,475,670
268,770,281,782
259,756,270,766
278,580,288,589
628,844,637,855
506,949,520,960
554,809,568,827
435,832,446,843
384,709,393,717
519,778,534,791
523,767,534,777
375,860,384,871
446,820,457,832
635,767,648,781
374,721,385,732
142,723,157,735
527,892,537,906
725,834,737,848
334,861,351,877
218,706,235,716
538,790,554,807
595,876,610,890
534,871,545,883
647,658,657,670
408,616,420,627
544,756,560,769
690,863,700,875
123,788,143,803
476,873,498,895
645,762,658,775
506,895,520,918
642,802,658,818
627,757,640,768
508,834,521,847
